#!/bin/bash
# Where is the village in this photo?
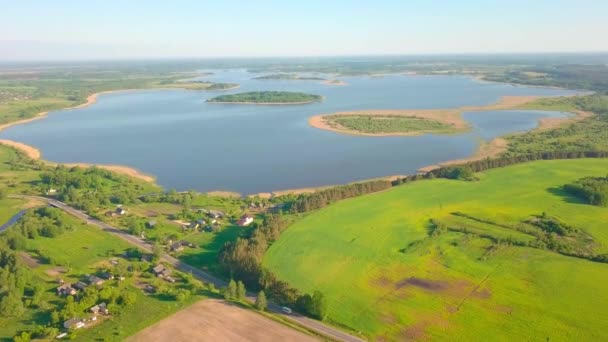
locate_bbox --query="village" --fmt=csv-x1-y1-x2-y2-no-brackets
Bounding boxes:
50,246,210,339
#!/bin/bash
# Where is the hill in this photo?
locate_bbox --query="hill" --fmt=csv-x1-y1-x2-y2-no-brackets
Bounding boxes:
263,159,608,341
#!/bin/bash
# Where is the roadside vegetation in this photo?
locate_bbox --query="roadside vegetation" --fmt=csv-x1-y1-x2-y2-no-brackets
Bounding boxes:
326,115,455,134
207,91,322,104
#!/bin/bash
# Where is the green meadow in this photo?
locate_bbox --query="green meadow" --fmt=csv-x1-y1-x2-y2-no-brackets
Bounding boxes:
263,159,608,341
327,115,455,134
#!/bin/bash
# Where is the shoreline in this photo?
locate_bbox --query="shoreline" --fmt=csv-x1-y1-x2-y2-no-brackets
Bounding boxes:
0,83,594,198
0,89,157,183
308,95,587,137
0,138,156,183
321,80,348,86
252,174,408,199
308,95,540,137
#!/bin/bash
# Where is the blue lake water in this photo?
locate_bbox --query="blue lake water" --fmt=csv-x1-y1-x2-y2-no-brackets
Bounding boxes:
0,70,579,194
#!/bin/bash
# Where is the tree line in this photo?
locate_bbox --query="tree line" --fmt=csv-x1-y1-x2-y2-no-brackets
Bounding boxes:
218,215,328,320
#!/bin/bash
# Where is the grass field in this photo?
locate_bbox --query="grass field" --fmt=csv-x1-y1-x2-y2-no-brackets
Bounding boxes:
263,159,608,341
327,115,455,134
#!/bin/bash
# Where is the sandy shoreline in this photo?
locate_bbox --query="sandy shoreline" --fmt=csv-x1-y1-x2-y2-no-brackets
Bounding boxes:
0,90,156,183
0,138,156,183
309,95,548,137
321,79,347,86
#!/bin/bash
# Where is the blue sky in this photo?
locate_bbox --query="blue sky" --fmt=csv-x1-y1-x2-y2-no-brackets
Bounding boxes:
1,0,607,60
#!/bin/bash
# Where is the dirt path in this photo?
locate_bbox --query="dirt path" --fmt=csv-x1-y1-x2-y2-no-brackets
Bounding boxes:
127,299,318,342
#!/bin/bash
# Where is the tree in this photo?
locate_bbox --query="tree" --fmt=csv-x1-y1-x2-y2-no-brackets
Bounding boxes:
0,290,24,317
120,291,137,306
50,310,60,325
152,244,163,263
224,279,237,300
236,281,246,301
12,331,30,342
255,290,267,311
311,291,328,320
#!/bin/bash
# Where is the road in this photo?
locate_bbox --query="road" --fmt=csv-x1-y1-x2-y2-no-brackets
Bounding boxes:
9,195,365,342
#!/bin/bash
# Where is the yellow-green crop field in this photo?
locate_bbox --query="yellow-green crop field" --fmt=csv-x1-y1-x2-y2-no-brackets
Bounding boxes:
264,159,608,341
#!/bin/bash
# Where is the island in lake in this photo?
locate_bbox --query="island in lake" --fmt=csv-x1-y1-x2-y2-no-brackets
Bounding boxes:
253,73,325,81
324,115,456,135
207,91,323,104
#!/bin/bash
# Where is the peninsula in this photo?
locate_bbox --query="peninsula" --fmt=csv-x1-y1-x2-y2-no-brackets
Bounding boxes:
207,91,322,104
309,95,588,137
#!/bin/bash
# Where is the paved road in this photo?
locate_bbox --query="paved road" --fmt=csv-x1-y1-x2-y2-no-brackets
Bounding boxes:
9,195,365,342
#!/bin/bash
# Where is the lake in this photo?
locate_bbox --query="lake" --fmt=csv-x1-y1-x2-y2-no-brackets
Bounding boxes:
0,70,579,194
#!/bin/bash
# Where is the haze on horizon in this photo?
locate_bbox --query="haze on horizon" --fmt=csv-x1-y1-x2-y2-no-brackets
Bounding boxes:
1,0,607,61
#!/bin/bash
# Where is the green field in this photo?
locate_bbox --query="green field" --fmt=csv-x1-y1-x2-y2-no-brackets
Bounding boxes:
264,159,608,341
327,115,455,134
207,91,322,104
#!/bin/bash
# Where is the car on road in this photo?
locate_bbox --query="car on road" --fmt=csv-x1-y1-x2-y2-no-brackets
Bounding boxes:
281,306,292,314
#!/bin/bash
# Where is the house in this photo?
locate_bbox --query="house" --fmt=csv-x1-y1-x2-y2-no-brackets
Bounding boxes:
56,283,77,296
47,188,58,195
181,240,195,248
73,281,88,291
152,264,171,278
237,214,254,227
90,302,109,315
63,318,85,330
115,206,127,216
146,220,157,228
99,272,114,280
170,241,184,252
197,219,207,226
88,275,105,286
207,210,225,219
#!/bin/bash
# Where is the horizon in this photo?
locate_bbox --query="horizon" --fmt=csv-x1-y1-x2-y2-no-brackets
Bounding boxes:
1,51,608,66
2,0,608,61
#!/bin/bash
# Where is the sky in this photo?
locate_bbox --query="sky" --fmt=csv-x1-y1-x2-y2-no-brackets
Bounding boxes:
1,0,607,60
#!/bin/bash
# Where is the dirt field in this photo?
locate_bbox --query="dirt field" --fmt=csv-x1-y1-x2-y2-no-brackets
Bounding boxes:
127,299,318,342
